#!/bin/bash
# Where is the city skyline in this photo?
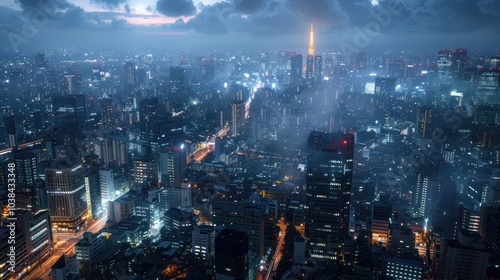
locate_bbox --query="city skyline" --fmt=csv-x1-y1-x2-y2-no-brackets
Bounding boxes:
1,2,500,279
1,0,500,50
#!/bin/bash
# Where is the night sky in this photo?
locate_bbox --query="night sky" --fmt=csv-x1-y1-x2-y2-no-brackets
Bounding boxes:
1,0,500,51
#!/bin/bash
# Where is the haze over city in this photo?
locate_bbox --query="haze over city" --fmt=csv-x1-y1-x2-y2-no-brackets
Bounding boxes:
0,1,500,280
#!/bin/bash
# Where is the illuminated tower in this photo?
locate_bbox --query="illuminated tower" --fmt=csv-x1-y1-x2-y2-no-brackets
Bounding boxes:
308,24,314,56
306,24,315,83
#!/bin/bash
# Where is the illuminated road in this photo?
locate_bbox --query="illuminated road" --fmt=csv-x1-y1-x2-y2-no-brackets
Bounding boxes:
187,127,229,164
259,220,287,280
22,215,107,280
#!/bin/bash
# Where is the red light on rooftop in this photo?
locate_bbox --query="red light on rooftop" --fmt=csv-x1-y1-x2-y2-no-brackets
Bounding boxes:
343,140,347,144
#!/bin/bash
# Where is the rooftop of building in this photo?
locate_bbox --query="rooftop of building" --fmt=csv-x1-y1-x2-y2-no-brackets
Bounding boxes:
216,229,247,242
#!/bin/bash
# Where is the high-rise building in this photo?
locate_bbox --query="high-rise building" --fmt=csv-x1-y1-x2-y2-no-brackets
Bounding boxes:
160,183,192,212
290,54,303,84
201,60,215,83
107,195,134,223
437,48,467,81
163,208,197,238
3,114,17,147
375,77,397,95
306,54,314,82
15,209,53,267
158,148,186,187
98,135,129,171
476,69,500,105
314,55,323,83
387,219,416,257
123,62,135,86
52,94,86,132
279,50,295,71
215,229,249,280
99,98,115,133
139,97,159,123
14,151,38,187
63,74,75,95
169,66,188,96
214,137,223,163
212,199,266,258
229,100,245,138
99,169,115,208
34,179,49,211
260,52,269,72
479,206,500,260
306,131,354,260
45,162,87,232
75,232,104,265
133,158,157,187
192,226,215,263
84,171,102,219
412,171,429,218
372,204,392,247
415,106,433,145
457,203,481,233
437,230,489,280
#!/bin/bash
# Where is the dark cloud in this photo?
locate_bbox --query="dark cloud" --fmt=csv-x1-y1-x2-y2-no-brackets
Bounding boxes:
16,0,73,12
171,2,232,34
2,0,500,50
90,0,127,10
288,0,349,25
374,0,500,34
232,0,266,14
156,0,196,17
58,6,90,28
110,17,131,29
478,0,500,16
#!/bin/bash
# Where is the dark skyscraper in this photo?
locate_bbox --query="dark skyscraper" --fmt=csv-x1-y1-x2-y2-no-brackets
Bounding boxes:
314,55,323,83
215,229,249,280
290,54,303,84
415,106,433,145
99,98,115,133
14,151,38,187
476,69,500,105
306,131,354,260
170,66,188,96
375,77,397,95
85,171,103,219
3,114,17,147
52,94,86,132
139,97,159,123
306,54,314,83
158,147,186,187
200,59,215,83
